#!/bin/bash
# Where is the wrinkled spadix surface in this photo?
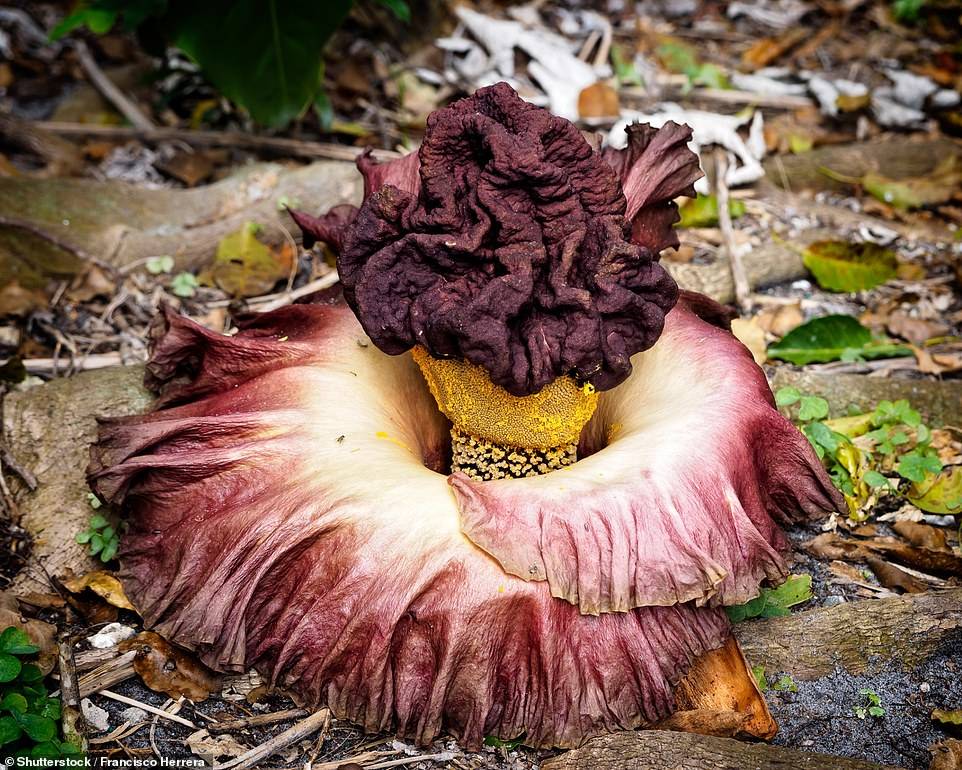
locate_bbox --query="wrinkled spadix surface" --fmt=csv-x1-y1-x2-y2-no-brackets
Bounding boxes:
89,295,840,748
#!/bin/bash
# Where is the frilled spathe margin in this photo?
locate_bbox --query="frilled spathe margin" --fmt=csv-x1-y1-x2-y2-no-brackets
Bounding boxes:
449,295,843,614
89,299,734,749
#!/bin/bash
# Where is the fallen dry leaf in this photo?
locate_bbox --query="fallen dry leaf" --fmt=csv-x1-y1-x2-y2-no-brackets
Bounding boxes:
62,570,136,611
578,82,620,120
186,729,247,761
893,520,949,551
202,221,295,298
731,317,767,365
0,281,46,317
865,556,930,593
806,532,962,578
755,303,804,338
887,313,950,345
66,264,116,303
120,631,220,701
929,738,962,770
154,151,214,187
0,592,57,675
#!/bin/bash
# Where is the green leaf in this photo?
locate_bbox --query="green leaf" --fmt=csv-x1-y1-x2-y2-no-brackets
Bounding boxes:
907,465,962,513
0,653,21,683
75,531,92,545
146,255,175,275
751,665,768,691
86,492,103,510
39,699,61,721
932,708,962,725
49,9,118,40
677,194,745,228
897,451,942,483
88,513,108,529
16,712,57,743
797,396,829,422
773,674,798,693
100,538,119,563
863,470,889,489
727,574,812,622
18,664,43,684
0,714,22,746
483,733,526,749
164,0,354,128
803,421,841,455
767,315,912,366
774,386,801,407
0,692,28,714
89,533,104,555
375,0,410,22
170,271,199,298
0,627,39,656
802,240,897,293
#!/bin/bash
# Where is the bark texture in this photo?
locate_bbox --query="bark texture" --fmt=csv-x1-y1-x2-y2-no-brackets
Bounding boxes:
737,588,962,681
542,730,901,770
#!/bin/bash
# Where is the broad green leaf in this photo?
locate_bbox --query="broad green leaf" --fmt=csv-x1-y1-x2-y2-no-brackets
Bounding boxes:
164,0,353,128
908,466,962,514
18,664,43,684
677,194,745,228
0,627,39,655
863,470,889,489
803,421,839,454
0,714,21,746
0,692,28,714
751,665,768,691
726,574,812,622
75,531,92,545
0,653,21,682
16,712,57,743
767,315,912,365
802,240,896,292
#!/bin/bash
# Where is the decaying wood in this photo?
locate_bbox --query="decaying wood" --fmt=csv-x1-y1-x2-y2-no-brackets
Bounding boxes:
671,636,776,740
542,730,899,770
207,708,309,734
211,708,331,770
39,121,401,164
2,365,151,594
736,588,962,681
77,650,138,698
763,138,962,194
58,640,87,755
768,368,962,427
0,161,362,273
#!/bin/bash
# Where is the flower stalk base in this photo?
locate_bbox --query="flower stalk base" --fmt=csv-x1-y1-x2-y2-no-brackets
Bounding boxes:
451,428,577,480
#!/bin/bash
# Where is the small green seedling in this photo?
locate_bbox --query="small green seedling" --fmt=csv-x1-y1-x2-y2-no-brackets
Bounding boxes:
76,495,119,563
773,674,798,693
170,272,199,298
726,574,813,622
854,688,885,719
145,255,174,275
751,665,768,692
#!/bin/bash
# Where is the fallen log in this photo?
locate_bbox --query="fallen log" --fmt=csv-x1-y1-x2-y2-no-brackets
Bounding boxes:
737,588,962,681
542,730,900,770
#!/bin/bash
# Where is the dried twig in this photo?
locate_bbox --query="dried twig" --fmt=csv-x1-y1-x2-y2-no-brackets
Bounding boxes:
715,150,751,312
38,121,402,163
73,40,155,131
58,641,87,755
207,708,309,734
77,650,137,698
97,689,197,728
23,352,137,375
212,708,331,770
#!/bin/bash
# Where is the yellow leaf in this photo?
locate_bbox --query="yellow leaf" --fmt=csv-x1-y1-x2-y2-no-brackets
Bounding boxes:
63,570,136,611
207,221,294,298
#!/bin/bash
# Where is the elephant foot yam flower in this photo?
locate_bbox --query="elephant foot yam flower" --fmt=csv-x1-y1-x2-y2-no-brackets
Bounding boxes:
89,83,843,750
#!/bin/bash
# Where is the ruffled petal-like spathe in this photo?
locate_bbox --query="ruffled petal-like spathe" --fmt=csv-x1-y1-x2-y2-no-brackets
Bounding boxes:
89,299,740,749
450,296,844,614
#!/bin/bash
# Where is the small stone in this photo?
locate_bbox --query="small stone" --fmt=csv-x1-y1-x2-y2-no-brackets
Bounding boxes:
88,622,137,649
822,595,847,607
119,706,149,724
920,682,931,693
81,698,111,732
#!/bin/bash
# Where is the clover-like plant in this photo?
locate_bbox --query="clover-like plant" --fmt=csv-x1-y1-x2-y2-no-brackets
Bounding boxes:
89,83,842,748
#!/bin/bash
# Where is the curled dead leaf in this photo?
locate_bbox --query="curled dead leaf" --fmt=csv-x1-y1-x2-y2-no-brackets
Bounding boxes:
887,313,950,345
730,317,767,365
62,570,136,611
806,532,962,578
892,520,949,551
120,631,220,701
578,82,620,120
865,556,930,594
0,592,57,675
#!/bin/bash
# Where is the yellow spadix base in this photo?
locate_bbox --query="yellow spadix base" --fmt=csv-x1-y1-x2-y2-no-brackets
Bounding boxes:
412,346,598,480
